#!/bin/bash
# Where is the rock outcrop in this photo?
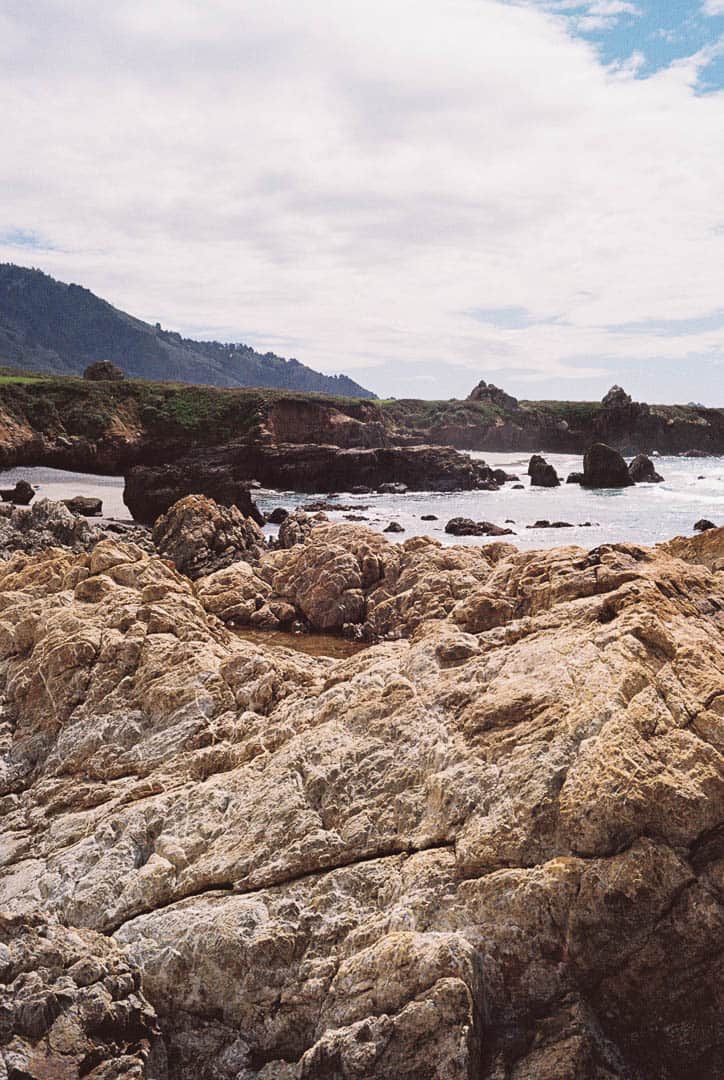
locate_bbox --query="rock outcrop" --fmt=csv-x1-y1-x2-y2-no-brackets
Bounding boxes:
445,517,514,537
628,453,664,483
0,479,35,505
0,498,151,558
528,454,560,487
152,495,266,579
467,380,519,411
124,460,265,526
582,442,635,488
0,525,722,1078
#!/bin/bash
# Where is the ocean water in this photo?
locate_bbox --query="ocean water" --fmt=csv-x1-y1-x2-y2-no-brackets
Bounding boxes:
0,453,721,550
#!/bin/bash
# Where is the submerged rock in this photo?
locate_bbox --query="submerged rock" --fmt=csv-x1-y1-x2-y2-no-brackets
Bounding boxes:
383,521,405,533
266,506,289,524
445,517,514,537
582,442,635,488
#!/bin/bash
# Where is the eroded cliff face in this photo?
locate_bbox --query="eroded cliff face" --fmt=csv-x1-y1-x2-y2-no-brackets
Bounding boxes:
0,527,722,1078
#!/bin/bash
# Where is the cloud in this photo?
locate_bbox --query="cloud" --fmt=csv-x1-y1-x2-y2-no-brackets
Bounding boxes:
0,0,723,401
703,1,724,15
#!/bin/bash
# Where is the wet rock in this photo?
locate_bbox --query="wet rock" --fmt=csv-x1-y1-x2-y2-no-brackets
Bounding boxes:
0,479,35,505
63,495,103,516
694,519,716,532
528,455,560,488
383,521,405,533
377,482,408,495
628,454,664,483
566,472,584,484
152,494,266,579
512,483,525,489
527,520,573,529
445,517,514,537
266,507,289,525
350,485,373,494
581,442,634,488
421,514,438,521
492,468,519,484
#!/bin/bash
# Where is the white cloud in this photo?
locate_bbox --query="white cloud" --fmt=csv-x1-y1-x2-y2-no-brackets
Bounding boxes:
703,1,724,15
0,0,723,401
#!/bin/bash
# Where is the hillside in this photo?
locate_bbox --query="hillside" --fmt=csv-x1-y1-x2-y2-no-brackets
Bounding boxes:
0,263,375,397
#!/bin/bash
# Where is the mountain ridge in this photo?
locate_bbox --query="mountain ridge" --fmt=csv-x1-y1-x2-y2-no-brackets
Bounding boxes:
0,263,376,397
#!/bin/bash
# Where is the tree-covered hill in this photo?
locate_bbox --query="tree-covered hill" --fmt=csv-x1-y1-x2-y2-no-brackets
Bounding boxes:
0,264,375,397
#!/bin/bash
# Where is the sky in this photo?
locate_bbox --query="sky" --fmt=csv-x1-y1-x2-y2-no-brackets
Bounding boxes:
1,1,724,403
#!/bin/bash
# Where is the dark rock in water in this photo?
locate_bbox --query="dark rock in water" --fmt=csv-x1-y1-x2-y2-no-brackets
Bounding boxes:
468,380,518,410
421,514,438,521
344,514,368,522
477,479,501,491
384,521,405,533
567,472,584,485
124,461,265,526
303,501,370,513
527,520,572,529
628,454,663,483
582,443,634,488
492,468,519,484
683,449,709,458
528,455,560,488
152,495,266,579
63,496,103,516
578,522,595,527
266,507,289,525
445,517,514,537
694,519,716,532
350,485,372,494
378,482,408,495
0,480,35,505
512,483,525,489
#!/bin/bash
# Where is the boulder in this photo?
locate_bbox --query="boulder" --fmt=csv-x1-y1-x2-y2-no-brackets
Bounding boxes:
566,472,584,484
528,454,560,487
378,482,408,495
527,520,573,529
421,514,438,521
152,494,266,579
445,517,514,537
383,521,405,533
278,509,324,549
63,495,103,516
694,519,716,532
581,443,634,488
124,461,265,525
0,479,35,505
266,506,289,525
601,384,632,409
628,454,664,483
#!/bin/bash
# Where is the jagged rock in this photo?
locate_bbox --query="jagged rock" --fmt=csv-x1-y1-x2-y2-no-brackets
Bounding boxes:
694,519,716,532
266,507,289,525
383,521,405,533
601,384,632,409
278,509,326,549
528,455,560,487
0,527,722,1078
468,380,519,410
628,454,664,483
83,359,125,381
445,517,514,537
581,443,635,488
63,495,104,516
152,495,266,579
0,911,163,1077
0,479,35,504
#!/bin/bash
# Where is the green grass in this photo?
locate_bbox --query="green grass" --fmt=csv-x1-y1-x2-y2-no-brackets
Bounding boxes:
0,374,44,385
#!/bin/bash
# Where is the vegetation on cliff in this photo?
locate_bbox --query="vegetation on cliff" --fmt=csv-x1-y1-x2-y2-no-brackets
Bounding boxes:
0,263,375,397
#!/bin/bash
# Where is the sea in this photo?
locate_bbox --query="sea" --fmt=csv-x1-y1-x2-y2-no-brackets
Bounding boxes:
0,451,721,551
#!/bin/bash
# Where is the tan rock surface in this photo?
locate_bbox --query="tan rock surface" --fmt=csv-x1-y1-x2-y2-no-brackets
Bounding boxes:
0,527,722,1078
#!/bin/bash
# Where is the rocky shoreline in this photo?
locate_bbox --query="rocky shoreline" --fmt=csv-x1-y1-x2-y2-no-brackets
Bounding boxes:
0,489,722,1078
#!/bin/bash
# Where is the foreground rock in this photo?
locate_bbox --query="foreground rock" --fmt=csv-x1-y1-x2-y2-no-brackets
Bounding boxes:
152,495,266,579
582,442,634,488
0,498,151,558
628,453,664,483
64,494,104,516
0,526,722,1077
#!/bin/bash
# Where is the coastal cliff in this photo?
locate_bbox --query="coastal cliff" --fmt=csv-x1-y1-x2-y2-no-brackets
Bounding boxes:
0,510,722,1078
0,375,721,487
